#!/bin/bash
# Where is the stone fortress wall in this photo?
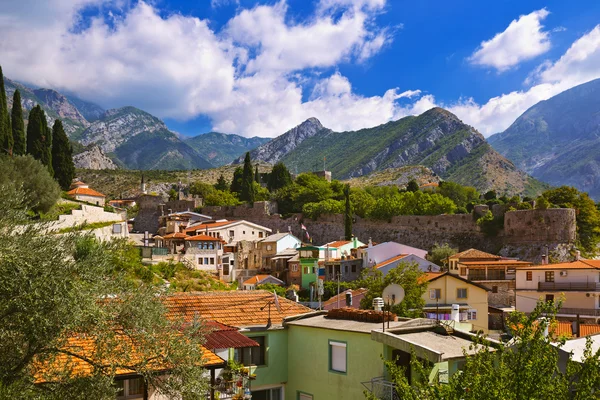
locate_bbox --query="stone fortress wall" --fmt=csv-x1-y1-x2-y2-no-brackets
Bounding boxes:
202,202,577,262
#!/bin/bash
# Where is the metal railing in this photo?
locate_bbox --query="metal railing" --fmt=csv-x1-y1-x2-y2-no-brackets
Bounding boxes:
557,307,600,317
361,377,399,400
538,282,600,291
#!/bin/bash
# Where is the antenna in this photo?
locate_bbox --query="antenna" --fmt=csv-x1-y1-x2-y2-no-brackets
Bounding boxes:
382,284,405,330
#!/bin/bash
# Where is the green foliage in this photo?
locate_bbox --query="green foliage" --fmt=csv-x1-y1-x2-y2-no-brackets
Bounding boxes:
427,243,457,269
344,184,352,240
256,283,286,297
253,182,270,201
51,120,75,190
274,173,334,215
191,181,241,206
240,152,255,204
0,188,209,399
406,179,419,192
168,188,178,201
437,181,480,208
26,105,53,175
369,190,457,221
39,202,81,221
230,166,244,195
484,190,497,200
255,165,260,183
0,66,11,155
150,262,233,292
476,210,504,237
349,189,376,218
371,300,600,400
214,174,229,191
541,186,600,255
0,154,60,213
10,89,25,156
267,161,293,192
356,262,426,318
302,199,344,219
322,280,354,301
536,196,550,210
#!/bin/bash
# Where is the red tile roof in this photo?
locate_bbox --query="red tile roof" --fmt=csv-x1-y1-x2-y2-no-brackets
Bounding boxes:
163,291,311,327
184,220,237,233
450,249,500,260
373,254,408,269
419,272,445,283
185,234,223,242
518,260,600,270
242,275,274,286
551,322,600,338
460,260,532,266
327,240,351,248
204,321,260,350
322,288,368,308
67,187,105,198
163,232,188,239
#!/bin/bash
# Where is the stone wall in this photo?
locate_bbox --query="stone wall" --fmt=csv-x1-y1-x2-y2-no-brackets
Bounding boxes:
52,204,125,230
202,202,577,262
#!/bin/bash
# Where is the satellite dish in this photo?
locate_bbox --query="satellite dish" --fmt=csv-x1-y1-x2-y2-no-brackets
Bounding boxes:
382,284,405,305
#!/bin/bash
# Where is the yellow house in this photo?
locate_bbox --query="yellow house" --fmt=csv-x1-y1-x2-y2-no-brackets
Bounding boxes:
421,272,490,333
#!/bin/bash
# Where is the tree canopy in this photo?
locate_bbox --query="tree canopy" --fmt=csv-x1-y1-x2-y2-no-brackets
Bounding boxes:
0,66,12,155
51,120,75,190
10,89,25,156
267,162,293,192
26,105,53,176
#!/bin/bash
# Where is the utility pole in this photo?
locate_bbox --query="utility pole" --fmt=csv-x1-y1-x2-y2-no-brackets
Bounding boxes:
337,272,341,309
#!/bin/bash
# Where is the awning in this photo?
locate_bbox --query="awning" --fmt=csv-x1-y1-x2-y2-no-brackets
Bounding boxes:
271,255,294,260
423,304,472,311
204,322,260,350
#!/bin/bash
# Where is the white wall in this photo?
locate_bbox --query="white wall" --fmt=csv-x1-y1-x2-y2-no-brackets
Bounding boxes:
516,290,599,313
52,204,125,231
275,234,302,253
363,242,428,268
516,269,600,290
207,222,271,244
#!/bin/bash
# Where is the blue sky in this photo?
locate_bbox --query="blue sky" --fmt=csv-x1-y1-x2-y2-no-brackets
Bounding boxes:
1,0,600,138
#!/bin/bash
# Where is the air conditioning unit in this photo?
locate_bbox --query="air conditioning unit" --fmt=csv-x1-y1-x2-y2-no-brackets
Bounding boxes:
560,271,568,277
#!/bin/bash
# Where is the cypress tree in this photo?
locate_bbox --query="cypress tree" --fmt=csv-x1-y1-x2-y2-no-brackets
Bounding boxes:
267,162,292,192
255,165,260,183
51,120,75,190
240,152,255,204
0,65,12,154
344,184,352,240
27,105,53,176
214,174,229,191
230,167,244,194
11,89,25,155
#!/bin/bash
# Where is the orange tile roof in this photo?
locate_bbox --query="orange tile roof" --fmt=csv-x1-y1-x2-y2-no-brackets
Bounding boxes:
67,187,105,198
518,260,600,270
322,288,368,307
450,248,500,260
34,333,224,383
550,322,600,339
419,272,445,283
460,260,532,266
163,291,311,327
373,254,408,269
184,220,237,233
243,275,273,285
327,240,351,248
163,232,188,239
204,321,260,350
185,234,222,242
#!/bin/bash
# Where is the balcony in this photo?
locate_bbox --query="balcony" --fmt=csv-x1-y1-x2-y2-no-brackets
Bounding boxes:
538,282,600,291
361,377,399,400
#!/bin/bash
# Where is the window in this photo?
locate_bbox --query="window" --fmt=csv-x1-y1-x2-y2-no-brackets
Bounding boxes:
252,387,283,400
329,341,347,373
229,230,235,237
259,232,264,238
204,257,209,265
545,271,555,282
492,286,498,293
468,269,486,281
210,257,215,265
254,255,257,264
243,231,246,234
292,264,298,272
429,288,441,300
467,309,477,320
344,265,348,274
526,271,532,281
459,267,467,276
266,245,272,251
545,294,555,303
304,267,308,274
456,288,467,299
198,258,203,265
351,265,356,273
298,392,313,400
236,336,266,366
116,377,144,399
113,224,122,234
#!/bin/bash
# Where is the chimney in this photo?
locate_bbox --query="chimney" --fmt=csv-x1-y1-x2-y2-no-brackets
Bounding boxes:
353,236,357,249
368,237,373,248
575,250,581,261
541,254,547,265
451,304,460,323
373,297,384,311
141,174,146,194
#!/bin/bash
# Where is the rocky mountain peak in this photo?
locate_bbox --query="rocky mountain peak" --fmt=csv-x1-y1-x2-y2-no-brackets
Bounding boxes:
73,145,118,170
32,88,89,127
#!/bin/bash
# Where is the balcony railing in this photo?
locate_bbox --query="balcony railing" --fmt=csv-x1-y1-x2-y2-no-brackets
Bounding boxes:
361,377,399,400
538,282,600,291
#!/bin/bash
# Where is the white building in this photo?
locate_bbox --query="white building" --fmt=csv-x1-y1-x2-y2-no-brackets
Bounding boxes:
361,241,429,269
374,253,440,275
183,234,225,272
184,219,272,245
515,259,600,321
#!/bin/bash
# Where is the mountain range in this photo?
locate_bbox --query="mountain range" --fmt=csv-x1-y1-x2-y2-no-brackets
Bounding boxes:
239,108,543,195
489,78,600,199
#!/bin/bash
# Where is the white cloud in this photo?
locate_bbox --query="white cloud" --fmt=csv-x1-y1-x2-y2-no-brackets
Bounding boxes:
469,8,551,72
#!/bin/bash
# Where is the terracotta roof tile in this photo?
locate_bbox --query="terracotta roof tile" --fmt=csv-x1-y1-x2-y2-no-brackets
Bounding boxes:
242,275,273,285
519,260,600,270
184,220,238,233
163,232,188,239
460,260,532,266
204,321,260,350
450,248,500,260
326,240,351,248
67,187,105,198
419,272,445,283
373,254,408,269
322,288,368,308
163,291,311,327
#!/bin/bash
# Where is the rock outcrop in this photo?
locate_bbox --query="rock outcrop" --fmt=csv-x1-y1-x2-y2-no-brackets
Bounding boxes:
73,145,118,170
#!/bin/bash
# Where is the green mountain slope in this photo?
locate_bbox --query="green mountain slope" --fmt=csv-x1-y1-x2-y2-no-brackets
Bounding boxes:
489,78,600,198
272,108,541,195
185,132,269,166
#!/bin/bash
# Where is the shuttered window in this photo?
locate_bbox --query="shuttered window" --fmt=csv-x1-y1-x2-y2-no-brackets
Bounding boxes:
329,341,347,373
